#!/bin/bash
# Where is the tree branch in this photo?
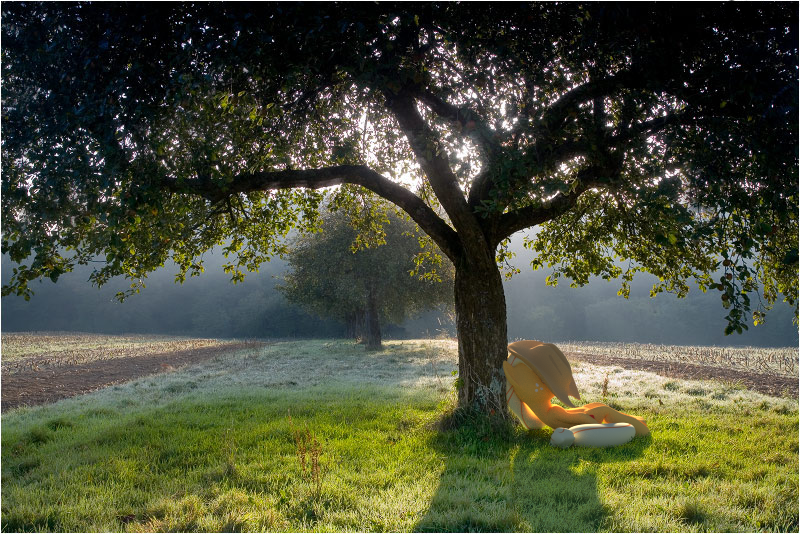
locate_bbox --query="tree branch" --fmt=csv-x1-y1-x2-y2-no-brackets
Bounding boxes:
161,164,463,262
495,164,617,241
610,112,688,147
416,89,501,157
495,186,589,242
519,112,683,182
533,70,640,135
413,89,505,209
386,94,489,254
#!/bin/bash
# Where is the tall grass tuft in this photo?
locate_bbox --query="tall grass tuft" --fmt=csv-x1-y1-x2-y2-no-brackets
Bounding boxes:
288,410,325,499
223,428,237,479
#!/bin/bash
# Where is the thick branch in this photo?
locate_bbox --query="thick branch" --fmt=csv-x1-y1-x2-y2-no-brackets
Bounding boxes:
162,164,462,261
475,71,641,216
416,90,501,158
495,186,589,242
610,112,688,147
386,94,490,254
495,108,693,242
535,71,641,133
415,91,506,210
495,164,617,242
521,113,683,178
413,89,506,214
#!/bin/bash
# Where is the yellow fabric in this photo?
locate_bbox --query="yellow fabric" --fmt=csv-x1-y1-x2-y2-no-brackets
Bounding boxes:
507,340,580,407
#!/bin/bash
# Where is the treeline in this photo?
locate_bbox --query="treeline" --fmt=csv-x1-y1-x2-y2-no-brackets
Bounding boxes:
505,261,798,347
2,242,798,347
0,253,344,339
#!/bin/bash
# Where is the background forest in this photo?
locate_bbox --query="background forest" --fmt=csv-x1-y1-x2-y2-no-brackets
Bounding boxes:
3,235,796,347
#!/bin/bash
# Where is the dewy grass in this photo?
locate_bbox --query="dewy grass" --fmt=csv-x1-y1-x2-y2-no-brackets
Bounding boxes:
2,339,798,532
558,341,799,377
1,332,234,369
2,383,446,532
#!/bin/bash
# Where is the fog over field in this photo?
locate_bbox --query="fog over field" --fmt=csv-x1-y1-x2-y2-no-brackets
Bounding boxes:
2,235,797,347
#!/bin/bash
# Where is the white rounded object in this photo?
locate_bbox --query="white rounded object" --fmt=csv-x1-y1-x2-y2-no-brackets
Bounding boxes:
571,423,635,447
550,427,575,448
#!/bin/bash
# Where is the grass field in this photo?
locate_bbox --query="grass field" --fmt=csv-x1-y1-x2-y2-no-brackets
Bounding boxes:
2,338,798,532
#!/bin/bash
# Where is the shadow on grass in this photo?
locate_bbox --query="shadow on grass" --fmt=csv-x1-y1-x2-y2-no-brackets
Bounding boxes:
3,384,652,532
413,410,652,532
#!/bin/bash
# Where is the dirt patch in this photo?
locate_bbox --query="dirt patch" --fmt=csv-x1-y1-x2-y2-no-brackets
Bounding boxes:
565,351,798,399
1,342,264,412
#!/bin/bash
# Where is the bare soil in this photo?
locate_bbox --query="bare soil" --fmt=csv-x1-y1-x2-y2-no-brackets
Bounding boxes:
564,351,798,399
1,341,264,412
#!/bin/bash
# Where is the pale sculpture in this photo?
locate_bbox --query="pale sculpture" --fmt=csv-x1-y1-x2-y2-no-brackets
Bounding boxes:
503,340,649,448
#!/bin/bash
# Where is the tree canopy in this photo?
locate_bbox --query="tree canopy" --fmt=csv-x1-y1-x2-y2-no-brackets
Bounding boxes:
279,202,454,349
2,2,797,409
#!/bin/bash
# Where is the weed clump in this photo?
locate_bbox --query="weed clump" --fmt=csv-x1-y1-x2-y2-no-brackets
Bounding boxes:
45,418,73,431
24,427,52,445
288,411,324,499
10,457,40,477
685,387,707,397
223,428,238,479
675,500,706,525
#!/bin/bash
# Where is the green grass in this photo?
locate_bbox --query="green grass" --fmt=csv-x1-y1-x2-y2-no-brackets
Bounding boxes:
2,339,798,532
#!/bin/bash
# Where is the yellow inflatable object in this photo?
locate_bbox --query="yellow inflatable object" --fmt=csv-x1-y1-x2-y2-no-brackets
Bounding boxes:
506,351,545,430
504,340,650,443
507,340,580,407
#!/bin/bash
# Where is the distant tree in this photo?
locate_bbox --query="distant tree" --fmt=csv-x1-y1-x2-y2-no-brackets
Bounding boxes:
279,203,454,350
2,3,796,412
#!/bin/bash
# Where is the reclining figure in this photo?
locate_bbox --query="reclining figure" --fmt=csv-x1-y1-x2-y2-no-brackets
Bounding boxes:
503,340,649,446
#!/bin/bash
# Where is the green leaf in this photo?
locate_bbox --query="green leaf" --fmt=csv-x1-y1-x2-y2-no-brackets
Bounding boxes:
724,324,735,335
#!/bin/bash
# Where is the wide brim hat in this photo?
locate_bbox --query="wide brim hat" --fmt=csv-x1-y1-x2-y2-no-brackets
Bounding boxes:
507,340,581,408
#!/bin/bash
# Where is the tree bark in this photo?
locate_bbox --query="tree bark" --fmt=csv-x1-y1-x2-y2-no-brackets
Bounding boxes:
346,311,365,341
364,281,382,350
453,253,508,413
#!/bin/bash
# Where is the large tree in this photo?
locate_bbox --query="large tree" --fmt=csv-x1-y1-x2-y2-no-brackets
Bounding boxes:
2,3,797,412
279,203,454,350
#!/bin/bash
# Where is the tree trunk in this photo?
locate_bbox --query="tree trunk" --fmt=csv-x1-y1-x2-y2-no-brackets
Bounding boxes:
346,311,365,341
453,254,508,414
364,281,382,350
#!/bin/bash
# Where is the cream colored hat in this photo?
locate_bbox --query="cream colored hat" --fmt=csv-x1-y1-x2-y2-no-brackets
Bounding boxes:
507,340,581,408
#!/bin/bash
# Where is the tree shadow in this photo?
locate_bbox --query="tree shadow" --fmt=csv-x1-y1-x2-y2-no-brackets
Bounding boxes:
414,417,652,532
4,385,652,532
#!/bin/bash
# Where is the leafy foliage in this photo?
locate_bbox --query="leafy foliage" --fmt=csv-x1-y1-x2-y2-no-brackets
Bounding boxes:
1,3,796,348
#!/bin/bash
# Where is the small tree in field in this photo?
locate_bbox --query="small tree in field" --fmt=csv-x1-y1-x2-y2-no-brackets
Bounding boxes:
2,3,797,413
279,204,454,350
